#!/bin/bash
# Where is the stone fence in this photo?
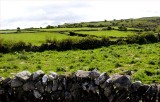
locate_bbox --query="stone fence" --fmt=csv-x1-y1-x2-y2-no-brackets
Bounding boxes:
0,70,159,102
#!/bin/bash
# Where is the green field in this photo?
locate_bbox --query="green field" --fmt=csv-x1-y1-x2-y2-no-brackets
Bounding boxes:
0,29,135,45
0,32,83,45
0,17,160,84
0,43,159,83
75,30,135,37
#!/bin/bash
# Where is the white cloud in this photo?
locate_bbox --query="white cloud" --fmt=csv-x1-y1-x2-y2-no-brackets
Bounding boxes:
0,0,160,29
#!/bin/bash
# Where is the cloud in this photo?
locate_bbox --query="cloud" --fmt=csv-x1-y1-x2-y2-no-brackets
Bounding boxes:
0,0,160,29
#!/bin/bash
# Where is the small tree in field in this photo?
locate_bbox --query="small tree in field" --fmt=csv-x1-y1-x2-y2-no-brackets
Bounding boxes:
17,27,21,33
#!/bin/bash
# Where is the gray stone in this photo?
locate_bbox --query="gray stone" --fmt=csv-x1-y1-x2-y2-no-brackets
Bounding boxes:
48,71,58,81
95,72,110,85
33,90,41,99
100,79,110,89
104,85,113,97
11,78,23,88
131,81,142,91
82,82,88,91
112,75,131,90
0,89,4,94
89,69,100,78
23,82,35,91
42,74,48,85
65,91,72,102
2,77,11,85
88,84,99,94
52,79,58,91
45,82,52,92
16,71,31,81
33,70,44,80
35,81,44,93
76,70,90,78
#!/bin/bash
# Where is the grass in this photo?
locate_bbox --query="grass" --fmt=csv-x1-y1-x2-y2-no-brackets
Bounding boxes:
75,30,135,37
0,42,159,84
0,32,83,45
37,27,100,31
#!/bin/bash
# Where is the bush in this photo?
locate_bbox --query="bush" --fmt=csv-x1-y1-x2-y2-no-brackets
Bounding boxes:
142,31,158,43
118,25,127,31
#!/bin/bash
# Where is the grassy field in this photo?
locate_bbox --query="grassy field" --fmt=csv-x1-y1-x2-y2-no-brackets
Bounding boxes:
37,27,100,32
0,43,159,83
75,30,135,37
0,32,83,45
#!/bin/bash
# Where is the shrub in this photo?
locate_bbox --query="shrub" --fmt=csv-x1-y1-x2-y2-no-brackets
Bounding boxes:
118,25,127,31
142,31,158,43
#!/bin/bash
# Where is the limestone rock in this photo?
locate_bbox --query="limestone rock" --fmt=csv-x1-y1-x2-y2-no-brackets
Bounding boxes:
0,89,4,94
112,75,131,90
33,70,44,80
131,81,142,92
11,78,23,88
65,91,72,102
95,72,110,85
33,90,41,99
52,79,58,91
104,85,113,97
89,69,100,78
35,81,44,93
2,77,11,85
23,82,35,91
76,70,90,78
48,71,58,81
42,74,48,85
45,82,52,92
16,71,31,81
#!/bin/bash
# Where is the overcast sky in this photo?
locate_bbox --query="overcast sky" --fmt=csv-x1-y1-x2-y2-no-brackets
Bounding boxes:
0,0,160,29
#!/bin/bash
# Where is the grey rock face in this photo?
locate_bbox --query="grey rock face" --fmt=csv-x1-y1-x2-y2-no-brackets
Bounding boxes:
112,75,131,90
2,77,11,85
42,74,48,85
48,71,58,81
35,81,44,93
0,89,4,94
33,70,44,80
89,69,100,79
16,71,31,81
11,78,23,88
65,91,72,102
45,82,52,92
104,85,113,97
131,81,142,92
52,79,58,91
33,90,41,99
95,72,110,85
76,70,90,78
23,82,35,91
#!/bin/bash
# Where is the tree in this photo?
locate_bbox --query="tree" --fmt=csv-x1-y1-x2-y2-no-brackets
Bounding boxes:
17,27,21,33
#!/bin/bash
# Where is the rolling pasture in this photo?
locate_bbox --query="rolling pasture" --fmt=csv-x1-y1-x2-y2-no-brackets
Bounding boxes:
0,43,159,83
0,32,83,45
0,17,160,84
75,30,135,37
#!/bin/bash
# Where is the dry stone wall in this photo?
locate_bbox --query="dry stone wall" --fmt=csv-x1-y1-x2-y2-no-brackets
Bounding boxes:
0,70,160,102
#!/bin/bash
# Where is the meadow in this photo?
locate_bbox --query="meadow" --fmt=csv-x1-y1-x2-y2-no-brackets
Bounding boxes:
0,43,159,83
75,30,135,37
0,32,83,45
0,17,160,84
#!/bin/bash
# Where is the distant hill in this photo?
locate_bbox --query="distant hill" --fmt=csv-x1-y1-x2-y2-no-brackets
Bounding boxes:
58,17,160,30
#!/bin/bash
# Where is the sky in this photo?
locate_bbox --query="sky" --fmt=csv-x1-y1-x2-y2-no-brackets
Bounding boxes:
0,0,160,29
